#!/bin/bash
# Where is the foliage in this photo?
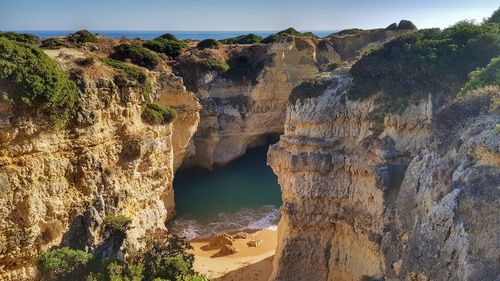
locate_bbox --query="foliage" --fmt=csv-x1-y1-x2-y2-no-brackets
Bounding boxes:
142,103,177,125
156,33,179,41
38,247,93,280
199,58,229,72
0,38,78,124
67,30,99,44
386,23,399,30
335,29,364,36
110,43,160,70
41,38,68,49
460,57,500,94
102,58,151,100
143,38,187,59
103,215,132,233
0,31,40,45
397,20,417,30
197,39,220,49
289,79,331,104
220,34,263,44
486,7,500,23
139,230,195,281
261,28,316,44
350,21,500,101
75,57,96,67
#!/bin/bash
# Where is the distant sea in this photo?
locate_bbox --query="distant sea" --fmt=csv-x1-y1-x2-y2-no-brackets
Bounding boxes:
17,30,337,40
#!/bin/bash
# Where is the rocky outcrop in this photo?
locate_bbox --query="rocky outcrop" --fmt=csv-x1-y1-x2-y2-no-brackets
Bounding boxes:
268,69,499,280
176,29,408,169
0,49,200,280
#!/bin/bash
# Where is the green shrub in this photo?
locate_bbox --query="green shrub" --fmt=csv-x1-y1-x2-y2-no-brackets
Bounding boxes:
143,39,187,59
199,58,229,72
41,38,68,49
289,79,331,104
0,38,78,124
350,21,500,101
67,30,99,44
110,43,160,70
38,247,93,280
397,20,417,30
75,57,96,67
220,34,263,44
335,29,364,36
142,103,177,125
103,215,132,233
156,33,179,41
460,57,500,94
107,261,144,281
386,23,398,30
261,28,316,44
197,39,220,49
102,58,151,100
0,31,40,45
487,7,500,23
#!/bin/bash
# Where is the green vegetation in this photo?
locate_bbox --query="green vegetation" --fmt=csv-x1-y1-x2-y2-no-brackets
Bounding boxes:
261,28,316,44
197,39,220,49
41,38,68,49
220,34,263,44
142,103,177,125
496,124,500,134
110,44,160,70
335,29,364,36
397,20,417,30
0,31,40,45
156,33,178,41
460,57,500,94
102,58,151,100
289,79,331,104
75,57,96,67
67,30,99,44
38,231,207,281
487,7,500,23
0,38,78,125
103,215,132,233
38,247,93,280
200,58,230,72
350,21,500,101
143,39,187,59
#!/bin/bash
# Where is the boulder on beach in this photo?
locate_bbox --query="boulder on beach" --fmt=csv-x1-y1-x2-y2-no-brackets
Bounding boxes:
232,232,249,239
208,233,234,248
247,239,263,247
217,244,238,256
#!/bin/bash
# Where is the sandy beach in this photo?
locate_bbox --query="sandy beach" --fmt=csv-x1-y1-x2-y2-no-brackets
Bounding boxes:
190,229,277,281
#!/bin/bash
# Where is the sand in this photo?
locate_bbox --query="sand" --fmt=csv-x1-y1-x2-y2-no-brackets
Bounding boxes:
190,229,277,281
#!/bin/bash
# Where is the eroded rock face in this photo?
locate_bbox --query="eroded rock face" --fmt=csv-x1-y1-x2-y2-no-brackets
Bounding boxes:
268,71,499,280
0,52,200,280
176,30,406,169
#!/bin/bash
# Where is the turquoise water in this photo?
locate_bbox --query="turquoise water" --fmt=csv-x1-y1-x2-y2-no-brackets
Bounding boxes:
169,146,282,238
18,30,337,40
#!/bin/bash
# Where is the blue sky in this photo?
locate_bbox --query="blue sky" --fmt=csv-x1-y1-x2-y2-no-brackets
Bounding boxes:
1,0,498,31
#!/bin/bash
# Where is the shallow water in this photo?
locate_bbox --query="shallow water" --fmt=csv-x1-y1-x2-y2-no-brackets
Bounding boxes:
169,146,282,239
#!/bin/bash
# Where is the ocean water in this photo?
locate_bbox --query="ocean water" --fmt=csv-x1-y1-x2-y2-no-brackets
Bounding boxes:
168,146,282,239
18,30,337,41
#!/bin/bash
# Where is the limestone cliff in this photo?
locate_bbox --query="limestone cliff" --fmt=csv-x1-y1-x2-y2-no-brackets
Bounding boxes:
0,49,200,280
175,29,408,169
268,69,499,280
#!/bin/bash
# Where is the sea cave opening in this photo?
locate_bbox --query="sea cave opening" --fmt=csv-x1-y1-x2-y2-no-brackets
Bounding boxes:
168,134,282,239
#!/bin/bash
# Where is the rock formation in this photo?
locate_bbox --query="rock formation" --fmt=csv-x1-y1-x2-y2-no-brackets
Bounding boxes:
175,29,408,169
0,48,200,280
268,68,499,280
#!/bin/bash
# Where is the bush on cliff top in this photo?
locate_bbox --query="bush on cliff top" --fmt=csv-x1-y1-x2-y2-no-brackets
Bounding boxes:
142,103,176,125
487,7,500,23
460,57,500,94
220,34,263,44
143,38,187,59
349,21,500,101
67,30,99,44
110,43,160,70
0,31,40,45
289,79,332,105
0,38,78,123
199,58,230,72
197,38,220,49
102,58,152,100
261,28,316,44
